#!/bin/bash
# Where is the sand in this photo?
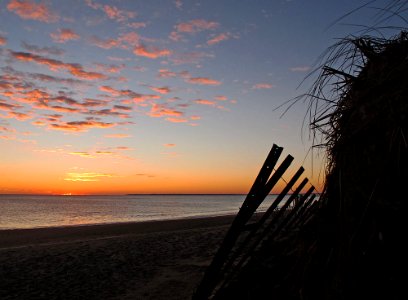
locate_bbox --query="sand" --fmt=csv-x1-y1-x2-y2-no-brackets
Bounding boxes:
0,215,235,300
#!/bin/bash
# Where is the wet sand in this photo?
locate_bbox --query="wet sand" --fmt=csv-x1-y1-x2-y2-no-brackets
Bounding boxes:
0,215,235,300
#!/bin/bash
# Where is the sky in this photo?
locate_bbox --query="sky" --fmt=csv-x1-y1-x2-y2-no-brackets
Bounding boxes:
0,0,396,195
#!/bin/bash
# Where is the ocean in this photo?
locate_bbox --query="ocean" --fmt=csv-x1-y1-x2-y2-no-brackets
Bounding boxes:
0,194,283,230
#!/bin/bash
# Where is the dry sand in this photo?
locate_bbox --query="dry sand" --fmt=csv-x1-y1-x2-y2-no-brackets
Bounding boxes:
0,215,235,300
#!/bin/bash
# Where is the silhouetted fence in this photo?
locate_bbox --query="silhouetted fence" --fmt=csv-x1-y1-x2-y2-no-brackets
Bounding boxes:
193,144,317,300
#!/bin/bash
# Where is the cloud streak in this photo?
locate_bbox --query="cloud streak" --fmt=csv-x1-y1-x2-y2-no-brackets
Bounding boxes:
10,51,107,80
50,28,80,43
64,172,115,182
252,83,274,89
7,0,59,23
133,44,171,59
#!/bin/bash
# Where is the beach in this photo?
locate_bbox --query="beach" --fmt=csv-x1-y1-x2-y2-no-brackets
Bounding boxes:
0,215,235,300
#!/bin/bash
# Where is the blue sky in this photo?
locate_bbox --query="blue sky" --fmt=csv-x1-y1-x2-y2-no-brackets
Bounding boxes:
0,0,399,194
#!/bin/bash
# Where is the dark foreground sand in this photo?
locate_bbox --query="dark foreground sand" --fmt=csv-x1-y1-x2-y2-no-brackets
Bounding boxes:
0,215,235,300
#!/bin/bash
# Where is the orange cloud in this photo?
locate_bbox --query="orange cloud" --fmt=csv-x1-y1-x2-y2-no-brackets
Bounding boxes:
0,101,22,111
0,35,7,46
149,86,171,94
113,105,131,111
148,103,183,118
175,19,218,33
8,111,33,120
186,77,221,86
195,99,216,106
207,33,230,45
252,83,274,89
164,143,176,147
7,0,59,23
82,99,107,107
49,120,116,132
86,108,130,119
99,85,159,103
50,28,80,43
190,115,201,120
11,51,107,80
165,117,188,123
133,44,171,59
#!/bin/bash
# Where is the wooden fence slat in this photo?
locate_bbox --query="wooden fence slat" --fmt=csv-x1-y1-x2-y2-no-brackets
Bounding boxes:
193,145,291,300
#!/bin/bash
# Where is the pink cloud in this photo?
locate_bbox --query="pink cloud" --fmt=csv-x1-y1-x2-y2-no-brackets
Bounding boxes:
50,28,80,43
169,31,182,42
89,32,140,50
207,33,230,45
89,36,121,49
94,63,125,74
174,0,182,10
103,4,136,22
157,69,180,78
128,22,147,29
186,77,221,86
215,95,227,101
252,83,274,89
84,0,99,10
7,0,59,23
170,51,213,65
175,19,218,33
133,44,171,59
86,0,136,23
164,143,176,147
118,32,140,47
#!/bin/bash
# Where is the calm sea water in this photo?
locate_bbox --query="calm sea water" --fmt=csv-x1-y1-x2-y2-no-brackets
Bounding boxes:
0,194,282,230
